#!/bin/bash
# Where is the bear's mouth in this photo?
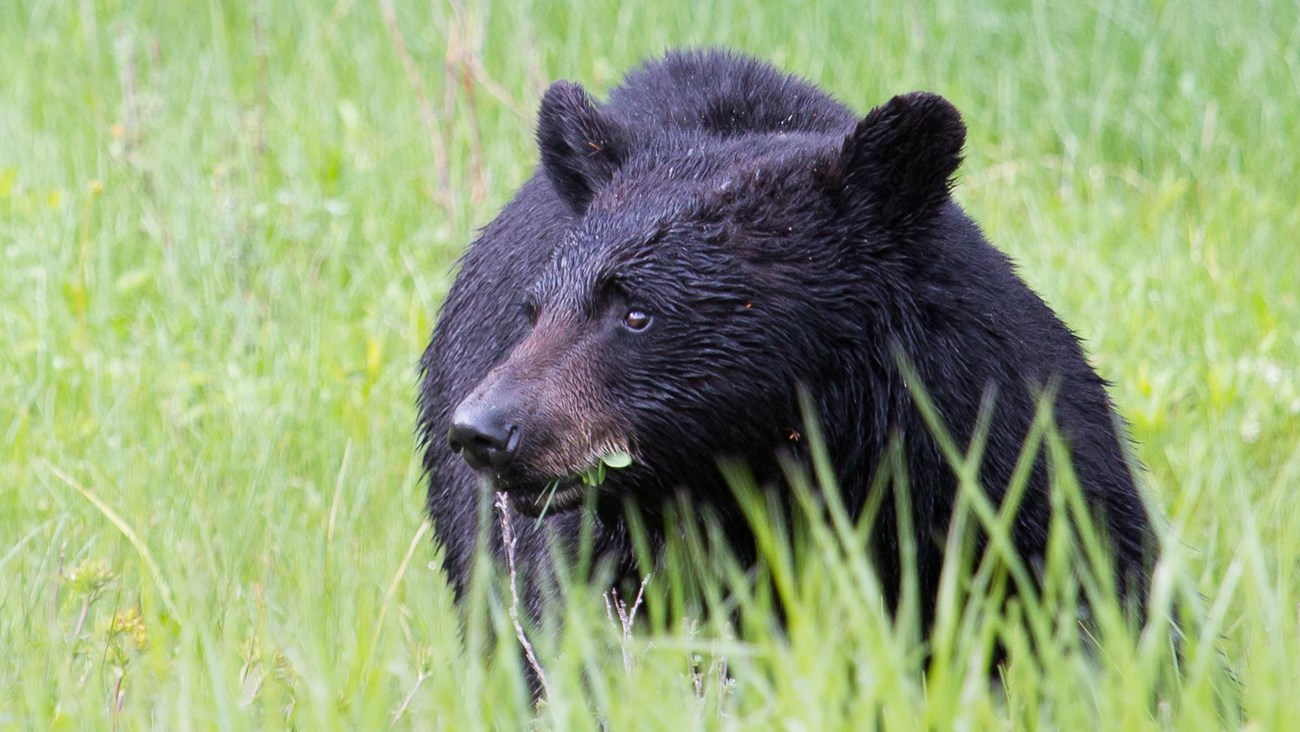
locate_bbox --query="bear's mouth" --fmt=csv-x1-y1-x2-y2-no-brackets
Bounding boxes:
480,448,634,518
501,478,590,517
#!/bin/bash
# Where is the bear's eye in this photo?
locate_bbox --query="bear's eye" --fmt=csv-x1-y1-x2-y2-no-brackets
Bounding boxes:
518,301,538,327
623,309,652,332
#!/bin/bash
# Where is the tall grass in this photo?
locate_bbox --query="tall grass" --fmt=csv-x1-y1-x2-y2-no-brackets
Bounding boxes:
2,0,1297,727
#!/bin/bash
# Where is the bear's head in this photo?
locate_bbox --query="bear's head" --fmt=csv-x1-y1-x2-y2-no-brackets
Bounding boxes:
447,81,966,516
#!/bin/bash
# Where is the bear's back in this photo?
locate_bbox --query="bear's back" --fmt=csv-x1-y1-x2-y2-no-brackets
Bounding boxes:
607,49,856,137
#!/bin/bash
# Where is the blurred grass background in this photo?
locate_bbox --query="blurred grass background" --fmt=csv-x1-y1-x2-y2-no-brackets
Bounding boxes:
2,0,1297,728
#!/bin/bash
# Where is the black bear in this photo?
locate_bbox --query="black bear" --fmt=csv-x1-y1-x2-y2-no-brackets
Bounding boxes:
418,50,1154,633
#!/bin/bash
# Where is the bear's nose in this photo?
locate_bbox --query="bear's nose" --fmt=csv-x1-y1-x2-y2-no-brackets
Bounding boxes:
448,403,519,472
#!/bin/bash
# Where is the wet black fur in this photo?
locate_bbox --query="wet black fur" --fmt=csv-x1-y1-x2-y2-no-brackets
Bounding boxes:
418,50,1155,632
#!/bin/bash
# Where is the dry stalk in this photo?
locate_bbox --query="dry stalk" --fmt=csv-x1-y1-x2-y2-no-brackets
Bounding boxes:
494,492,554,699
390,668,430,724
377,0,452,206
251,0,269,158
604,575,649,672
444,0,487,204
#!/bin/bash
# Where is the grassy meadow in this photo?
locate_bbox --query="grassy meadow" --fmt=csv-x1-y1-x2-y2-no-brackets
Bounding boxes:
2,0,1298,728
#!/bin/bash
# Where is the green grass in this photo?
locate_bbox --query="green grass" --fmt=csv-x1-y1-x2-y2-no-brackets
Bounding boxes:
2,0,1297,728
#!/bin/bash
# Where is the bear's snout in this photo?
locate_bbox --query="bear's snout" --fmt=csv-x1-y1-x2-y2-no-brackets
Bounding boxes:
448,399,520,473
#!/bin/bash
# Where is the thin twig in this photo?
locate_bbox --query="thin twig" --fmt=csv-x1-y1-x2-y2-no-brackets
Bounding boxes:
390,669,430,724
604,575,649,672
444,0,487,203
494,492,553,699
50,542,66,631
73,596,91,640
251,0,269,158
377,0,451,205
445,0,528,119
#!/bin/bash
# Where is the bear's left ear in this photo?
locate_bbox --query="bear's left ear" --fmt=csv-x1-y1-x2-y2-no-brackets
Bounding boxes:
537,80,630,214
831,92,965,233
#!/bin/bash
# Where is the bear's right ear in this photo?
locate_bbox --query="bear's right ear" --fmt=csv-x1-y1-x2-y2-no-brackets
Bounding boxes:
832,92,965,234
537,81,629,214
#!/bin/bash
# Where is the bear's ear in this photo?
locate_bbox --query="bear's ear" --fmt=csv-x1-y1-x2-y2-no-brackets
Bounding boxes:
833,92,965,232
537,81,629,214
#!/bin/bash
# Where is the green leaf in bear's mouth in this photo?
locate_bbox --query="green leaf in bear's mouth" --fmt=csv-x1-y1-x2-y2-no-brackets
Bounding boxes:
600,451,632,469
579,450,633,487
534,452,634,524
